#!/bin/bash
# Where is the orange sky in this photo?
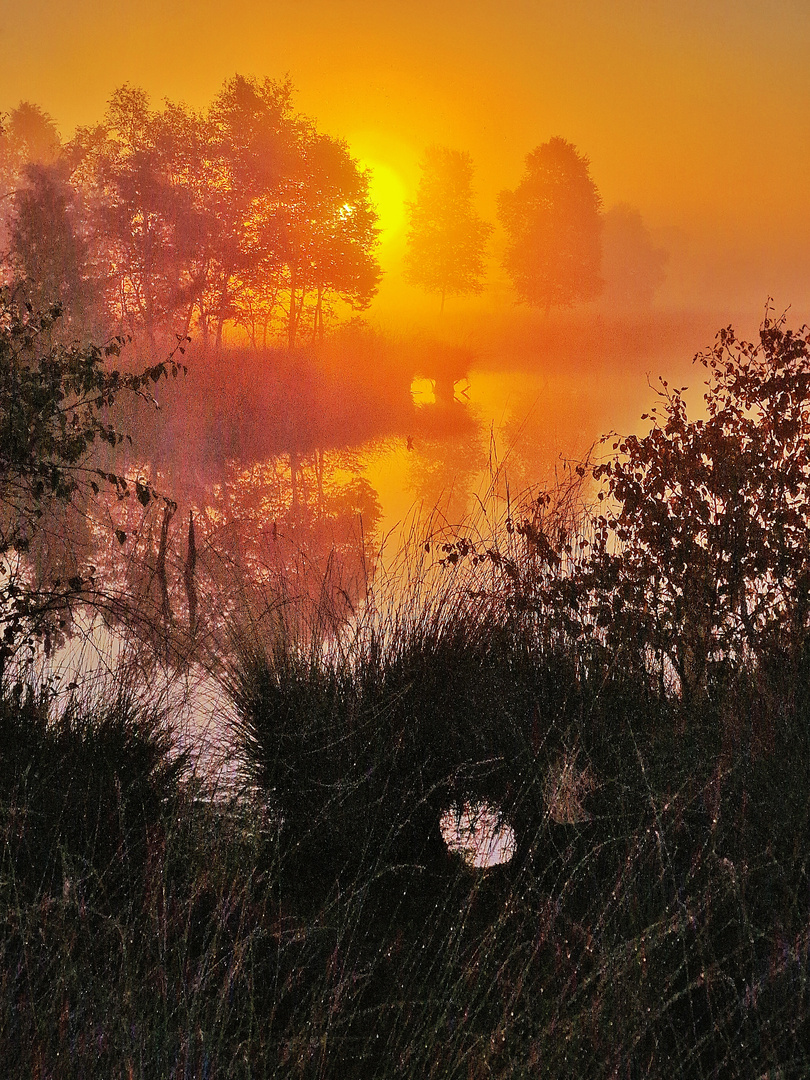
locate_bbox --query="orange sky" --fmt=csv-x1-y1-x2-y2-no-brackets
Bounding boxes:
3,0,810,316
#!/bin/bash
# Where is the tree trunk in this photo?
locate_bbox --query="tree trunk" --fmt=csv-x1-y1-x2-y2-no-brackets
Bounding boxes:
287,266,298,351
315,447,325,516
215,274,231,352
290,449,300,518
314,286,325,342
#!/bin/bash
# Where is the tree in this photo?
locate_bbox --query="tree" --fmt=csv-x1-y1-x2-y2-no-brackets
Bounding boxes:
403,146,492,312
497,137,603,313
588,310,810,700
601,202,667,310
8,162,103,335
70,86,214,349
0,292,185,673
0,103,62,286
210,79,380,349
0,102,60,200
61,77,381,353
273,129,381,347
205,74,303,349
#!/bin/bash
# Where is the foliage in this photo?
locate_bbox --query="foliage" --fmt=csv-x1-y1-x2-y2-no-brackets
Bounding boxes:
7,162,102,334
0,292,186,668
403,146,492,311
63,76,381,351
68,85,218,346
497,136,603,312
588,310,810,699
0,678,187,906
0,101,60,199
0,103,66,302
2,472,810,1073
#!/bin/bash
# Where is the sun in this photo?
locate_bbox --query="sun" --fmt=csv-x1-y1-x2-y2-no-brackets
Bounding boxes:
357,157,408,246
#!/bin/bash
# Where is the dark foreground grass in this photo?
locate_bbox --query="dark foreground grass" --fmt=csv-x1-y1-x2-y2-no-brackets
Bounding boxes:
1,601,810,1077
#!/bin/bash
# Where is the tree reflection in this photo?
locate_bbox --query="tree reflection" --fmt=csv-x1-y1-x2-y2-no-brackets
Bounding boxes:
101,447,383,663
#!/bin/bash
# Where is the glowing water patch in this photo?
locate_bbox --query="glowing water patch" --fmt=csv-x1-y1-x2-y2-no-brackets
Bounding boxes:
440,802,516,868
410,376,436,405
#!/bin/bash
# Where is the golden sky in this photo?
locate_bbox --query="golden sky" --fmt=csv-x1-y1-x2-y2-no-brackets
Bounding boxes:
3,0,810,313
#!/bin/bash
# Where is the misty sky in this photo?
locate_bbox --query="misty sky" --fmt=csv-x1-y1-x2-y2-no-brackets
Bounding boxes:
3,0,810,313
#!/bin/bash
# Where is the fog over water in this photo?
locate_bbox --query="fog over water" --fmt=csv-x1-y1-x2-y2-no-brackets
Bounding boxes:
141,307,730,550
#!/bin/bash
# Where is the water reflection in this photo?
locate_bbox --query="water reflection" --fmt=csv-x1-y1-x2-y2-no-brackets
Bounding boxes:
440,802,516,869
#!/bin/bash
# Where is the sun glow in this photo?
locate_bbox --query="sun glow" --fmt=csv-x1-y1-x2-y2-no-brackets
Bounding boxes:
358,157,408,245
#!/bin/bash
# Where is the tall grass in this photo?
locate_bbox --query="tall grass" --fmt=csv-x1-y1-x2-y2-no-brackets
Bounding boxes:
1,491,810,1076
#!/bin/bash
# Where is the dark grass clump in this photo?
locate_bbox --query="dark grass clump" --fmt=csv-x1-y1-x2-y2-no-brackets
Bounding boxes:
0,678,188,912
1,632,809,1075
3,522,810,1074
220,557,810,1078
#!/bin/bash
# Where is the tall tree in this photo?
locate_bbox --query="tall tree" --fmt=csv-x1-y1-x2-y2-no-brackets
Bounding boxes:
403,146,492,312
273,129,381,347
205,75,303,349
0,103,62,285
497,137,603,313
0,102,60,199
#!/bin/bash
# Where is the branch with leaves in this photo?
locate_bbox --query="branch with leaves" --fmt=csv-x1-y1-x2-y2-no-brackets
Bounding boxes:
0,291,187,668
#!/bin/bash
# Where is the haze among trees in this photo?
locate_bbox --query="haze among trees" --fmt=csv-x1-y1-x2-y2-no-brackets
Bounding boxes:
403,146,492,312
601,202,668,311
401,138,666,316
497,136,604,313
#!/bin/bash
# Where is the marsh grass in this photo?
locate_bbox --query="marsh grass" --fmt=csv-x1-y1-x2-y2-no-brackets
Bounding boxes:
2,501,810,1077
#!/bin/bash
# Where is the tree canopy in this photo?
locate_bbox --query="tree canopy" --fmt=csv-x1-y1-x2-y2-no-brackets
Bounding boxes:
497,137,603,312
403,146,492,311
1,78,381,352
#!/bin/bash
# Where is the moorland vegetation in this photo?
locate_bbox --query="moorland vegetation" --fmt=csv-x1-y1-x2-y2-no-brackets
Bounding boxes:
1,284,810,1076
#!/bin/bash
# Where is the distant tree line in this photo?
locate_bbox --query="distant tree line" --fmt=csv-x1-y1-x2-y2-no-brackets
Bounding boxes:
404,136,666,314
0,78,382,352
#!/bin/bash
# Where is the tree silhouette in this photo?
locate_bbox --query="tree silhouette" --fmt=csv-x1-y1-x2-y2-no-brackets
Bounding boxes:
71,86,214,349
1,103,62,290
0,102,60,199
601,202,667,310
205,75,303,349
8,162,103,335
272,127,381,348
589,311,810,700
497,137,602,313
403,146,492,312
